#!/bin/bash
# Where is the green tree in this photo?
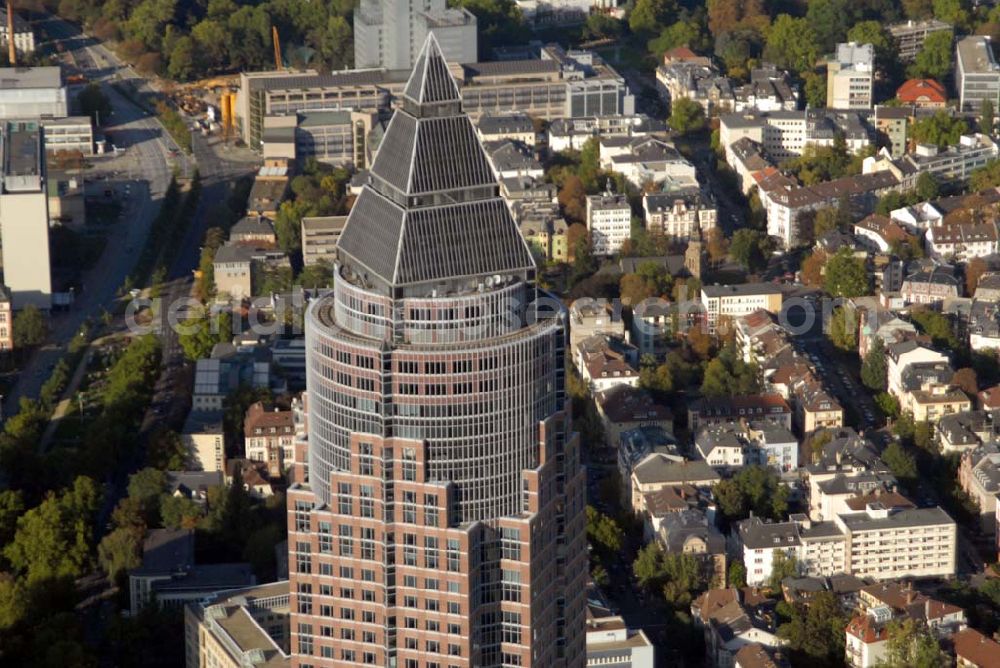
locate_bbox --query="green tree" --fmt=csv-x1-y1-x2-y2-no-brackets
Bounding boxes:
669,97,706,135
728,560,747,587
828,306,857,352
908,29,954,80
661,552,705,605
971,158,1000,190
77,83,112,125
876,391,901,418
273,199,313,254
806,0,854,53
629,0,676,34
764,15,820,74
297,262,333,288
585,13,624,40
160,494,204,529
97,526,143,583
729,228,770,272
713,465,789,521
147,428,187,470
0,489,24,549
4,477,101,582
847,20,897,72
648,19,707,56
915,172,940,201
778,591,849,663
803,70,827,108
13,305,48,348
633,542,667,591
883,440,918,481
909,111,967,148
909,307,959,349
178,310,233,361
767,549,798,590
932,0,968,27
881,618,948,667
128,467,167,522
824,248,869,298
983,99,996,135
861,338,888,392
586,506,624,558
167,35,196,80
640,362,674,395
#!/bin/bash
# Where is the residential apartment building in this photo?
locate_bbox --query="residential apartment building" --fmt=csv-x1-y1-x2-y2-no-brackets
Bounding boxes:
598,135,696,189
0,120,52,309
956,36,1000,112
546,114,665,153
959,445,1000,534
300,215,346,267
700,283,784,333
827,43,875,110
244,402,295,478
285,37,587,667
926,220,999,261
688,394,793,432
354,0,476,70
758,170,900,248
835,506,957,580
184,581,291,668
642,188,717,239
735,505,958,586
889,18,952,62
720,109,873,163
655,60,734,114
569,298,624,351
733,64,799,112
587,190,631,256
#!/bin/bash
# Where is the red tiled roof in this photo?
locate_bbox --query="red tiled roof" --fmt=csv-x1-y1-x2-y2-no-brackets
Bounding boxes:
844,491,915,511
663,46,699,62
896,79,947,104
846,615,890,643
953,628,1000,668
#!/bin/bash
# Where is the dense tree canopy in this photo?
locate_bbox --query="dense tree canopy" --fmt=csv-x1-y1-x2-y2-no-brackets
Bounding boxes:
909,111,968,149
824,248,869,298
669,98,706,135
714,465,790,522
763,15,820,75
908,29,954,80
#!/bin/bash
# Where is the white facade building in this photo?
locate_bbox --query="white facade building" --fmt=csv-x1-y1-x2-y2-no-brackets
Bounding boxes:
587,191,631,256
827,43,875,110
354,0,477,70
956,35,1000,112
0,120,51,309
0,67,67,119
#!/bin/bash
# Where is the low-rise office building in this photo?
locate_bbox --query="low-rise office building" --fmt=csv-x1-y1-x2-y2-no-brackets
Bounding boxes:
956,35,1000,112
300,215,345,267
700,283,784,333
185,581,291,668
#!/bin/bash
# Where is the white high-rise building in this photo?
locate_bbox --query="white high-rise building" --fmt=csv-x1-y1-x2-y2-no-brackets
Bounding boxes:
354,0,478,71
827,43,875,110
0,119,51,309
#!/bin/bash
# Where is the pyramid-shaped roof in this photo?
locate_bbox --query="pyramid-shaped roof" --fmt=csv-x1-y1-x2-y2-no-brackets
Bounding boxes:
403,33,461,105
336,34,535,289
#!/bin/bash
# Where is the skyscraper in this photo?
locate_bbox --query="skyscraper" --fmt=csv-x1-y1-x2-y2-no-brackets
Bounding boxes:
287,35,587,668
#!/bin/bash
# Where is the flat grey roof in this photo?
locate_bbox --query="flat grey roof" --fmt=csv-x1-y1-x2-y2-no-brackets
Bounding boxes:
958,36,1000,75
0,66,62,89
3,120,40,177
839,506,955,531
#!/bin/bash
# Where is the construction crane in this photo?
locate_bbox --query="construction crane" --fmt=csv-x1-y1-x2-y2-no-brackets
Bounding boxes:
272,26,282,71
7,1,16,66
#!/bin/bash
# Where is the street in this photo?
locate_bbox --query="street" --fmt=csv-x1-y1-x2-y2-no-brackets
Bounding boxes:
3,16,184,416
